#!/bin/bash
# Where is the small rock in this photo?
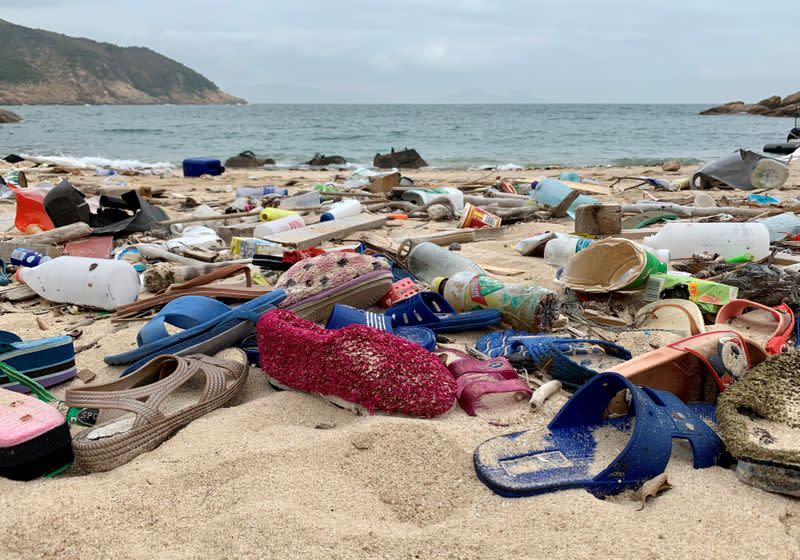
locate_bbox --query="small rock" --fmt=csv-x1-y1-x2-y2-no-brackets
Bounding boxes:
448,243,462,251
77,369,96,383
427,204,452,221
661,160,681,172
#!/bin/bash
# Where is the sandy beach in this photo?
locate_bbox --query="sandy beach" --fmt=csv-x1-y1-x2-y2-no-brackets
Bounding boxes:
0,162,799,559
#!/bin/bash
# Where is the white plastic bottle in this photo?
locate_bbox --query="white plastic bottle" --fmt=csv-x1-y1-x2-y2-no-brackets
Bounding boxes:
17,256,140,311
320,199,362,222
643,222,770,260
543,234,594,267
406,242,484,285
253,214,306,236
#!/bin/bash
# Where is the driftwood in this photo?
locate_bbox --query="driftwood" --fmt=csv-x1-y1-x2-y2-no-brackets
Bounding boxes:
575,204,622,235
621,203,784,217
464,195,527,208
12,223,92,245
135,244,206,266
156,209,261,227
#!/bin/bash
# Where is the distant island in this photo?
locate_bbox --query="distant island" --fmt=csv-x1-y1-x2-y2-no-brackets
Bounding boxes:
701,90,800,117
0,19,245,105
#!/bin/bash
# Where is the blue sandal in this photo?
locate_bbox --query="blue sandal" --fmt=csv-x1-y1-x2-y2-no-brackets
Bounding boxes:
474,371,725,498
385,292,501,333
105,290,286,375
0,331,76,392
326,304,436,351
476,330,631,390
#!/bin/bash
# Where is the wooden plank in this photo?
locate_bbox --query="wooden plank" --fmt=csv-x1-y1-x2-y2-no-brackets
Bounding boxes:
262,214,387,249
558,180,611,196
0,284,38,302
575,204,622,235
63,236,114,258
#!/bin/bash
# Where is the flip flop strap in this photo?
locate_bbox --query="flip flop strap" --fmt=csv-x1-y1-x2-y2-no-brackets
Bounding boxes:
137,296,233,347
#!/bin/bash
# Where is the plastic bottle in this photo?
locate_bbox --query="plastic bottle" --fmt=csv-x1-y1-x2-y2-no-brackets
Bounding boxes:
16,257,140,311
260,207,299,221
432,272,561,332
751,158,789,189
643,222,770,260
533,179,598,219
405,242,484,285
236,185,289,198
543,234,594,267
320,199,362,222
253,214,306,236
279,191,321,209
756,212,800,242
10,248,51,268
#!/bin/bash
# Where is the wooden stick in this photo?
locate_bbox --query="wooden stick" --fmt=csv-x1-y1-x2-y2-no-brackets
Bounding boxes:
621,203,783,217
156,209,261,226
11,223,92,245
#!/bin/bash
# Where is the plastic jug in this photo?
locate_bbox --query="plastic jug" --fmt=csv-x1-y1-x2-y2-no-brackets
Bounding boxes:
756,212,800,242
253,214,306,236
17,257,140,311
533,179,598,219
405,242,484,285
320,199,362,222
643,222,770,260
433,271,560,332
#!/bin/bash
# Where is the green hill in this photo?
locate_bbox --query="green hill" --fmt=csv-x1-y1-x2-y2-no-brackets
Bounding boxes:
0,19,245,105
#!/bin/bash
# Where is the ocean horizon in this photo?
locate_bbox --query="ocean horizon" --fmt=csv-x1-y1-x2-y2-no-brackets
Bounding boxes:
1,103,795,169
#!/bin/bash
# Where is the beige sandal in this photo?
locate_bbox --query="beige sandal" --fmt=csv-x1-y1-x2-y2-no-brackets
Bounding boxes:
65,349,248,473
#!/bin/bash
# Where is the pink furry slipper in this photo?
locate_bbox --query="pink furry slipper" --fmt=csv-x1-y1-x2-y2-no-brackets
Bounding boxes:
257,309,456,417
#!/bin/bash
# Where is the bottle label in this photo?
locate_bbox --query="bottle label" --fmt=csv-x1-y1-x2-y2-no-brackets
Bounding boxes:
468,275,504,306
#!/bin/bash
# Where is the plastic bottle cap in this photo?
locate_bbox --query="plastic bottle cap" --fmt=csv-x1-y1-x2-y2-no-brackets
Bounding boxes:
319,212,334,222
431,277,447,294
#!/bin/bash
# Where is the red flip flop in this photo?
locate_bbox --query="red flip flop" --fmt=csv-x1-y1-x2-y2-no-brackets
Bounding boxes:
711,299,795,355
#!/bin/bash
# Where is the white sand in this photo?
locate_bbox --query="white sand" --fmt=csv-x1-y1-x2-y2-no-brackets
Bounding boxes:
0,164,798,558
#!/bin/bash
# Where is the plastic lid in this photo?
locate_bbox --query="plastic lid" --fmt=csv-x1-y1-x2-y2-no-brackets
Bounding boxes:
431,277,448,294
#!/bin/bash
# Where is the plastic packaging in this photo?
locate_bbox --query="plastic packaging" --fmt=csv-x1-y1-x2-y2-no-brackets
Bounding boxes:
17,257,140,311
165,225,225,251
279,191,321,209
433,271,560,332
253,214,306,236
643,222,770,260
756,212,800,242
644,273,738,314
561,238,667,293
236,185,288,198
405,242,484,285
10,248,51,268
401,188,465,213
543,234,594,267
533,179,598,219
320,199,362,222
169,204,221,234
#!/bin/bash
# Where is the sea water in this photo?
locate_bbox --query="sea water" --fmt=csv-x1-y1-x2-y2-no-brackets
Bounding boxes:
0,104,795,168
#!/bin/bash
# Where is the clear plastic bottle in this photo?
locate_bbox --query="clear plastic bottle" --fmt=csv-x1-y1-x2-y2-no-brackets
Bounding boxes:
643,222,770,260
17,257,140,311
405,242,483,285
433,271,560,332
756,212,800,242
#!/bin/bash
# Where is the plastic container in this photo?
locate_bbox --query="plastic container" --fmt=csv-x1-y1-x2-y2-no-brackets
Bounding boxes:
260,207,299,221
236,185,288,198
533,179,598,219
253,214,306,236
320,199,362,222
457,203,502,229
543,234,594,267
433,272,560,332
279,191,321,209
9,183,56,232
169,204,221,234
405,242,484,285
561,238,667,293
165,225,224,251
401,188,465,213
10,248,51,268
751,158,789,189
17,257,140,311
643,222,770,260
756,212,800,242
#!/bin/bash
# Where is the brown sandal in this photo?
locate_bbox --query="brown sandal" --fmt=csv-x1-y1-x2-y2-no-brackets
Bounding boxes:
65,349,248,472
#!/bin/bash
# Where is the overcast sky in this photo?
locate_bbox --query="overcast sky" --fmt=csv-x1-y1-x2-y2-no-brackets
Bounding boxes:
5,1,800,104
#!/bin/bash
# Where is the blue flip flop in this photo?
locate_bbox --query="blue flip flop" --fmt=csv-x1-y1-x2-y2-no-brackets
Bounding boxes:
105,290,286,374
385,292,502,333
0,331,76,391
474,371,725,498
476,330,631,390
326,304,436,351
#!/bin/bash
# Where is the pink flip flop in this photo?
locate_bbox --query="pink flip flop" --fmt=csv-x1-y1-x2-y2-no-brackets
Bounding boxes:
257,309,456,417
710,299,795,355
275,253,393,322
445,351,532,416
